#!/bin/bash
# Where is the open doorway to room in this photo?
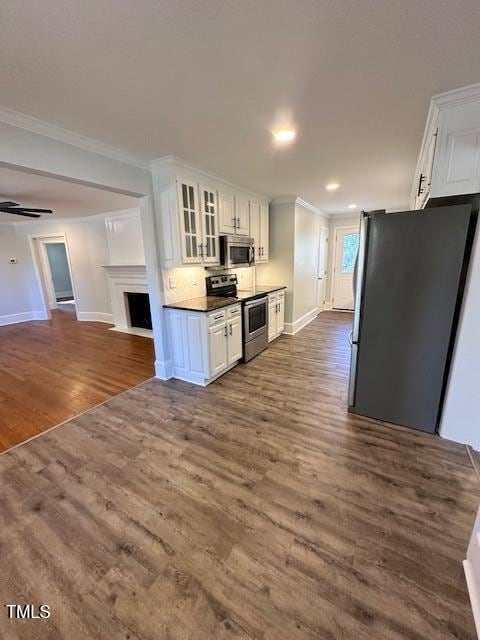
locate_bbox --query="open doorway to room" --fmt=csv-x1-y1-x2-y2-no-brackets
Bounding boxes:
33,235,77,317
0,164,157,453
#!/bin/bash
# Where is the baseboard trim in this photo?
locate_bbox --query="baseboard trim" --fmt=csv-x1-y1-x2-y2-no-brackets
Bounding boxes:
283,308,319,336
77,312,114,324
0,311,47,326
155,359,173,380
464,559,480,639
324,302,333,311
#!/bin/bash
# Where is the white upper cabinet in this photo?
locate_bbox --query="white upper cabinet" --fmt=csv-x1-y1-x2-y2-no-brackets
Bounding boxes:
413,84,480,207
177,178,202,263
249,199,269,262
235,195,250,236
199,184,220,265
152,157,268,267
218,189,236,234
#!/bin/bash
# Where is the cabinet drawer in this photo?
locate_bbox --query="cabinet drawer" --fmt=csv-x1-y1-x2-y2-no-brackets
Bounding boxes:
277,290,285,299
226,304,242,318
268,292,277,305
208,309,227,327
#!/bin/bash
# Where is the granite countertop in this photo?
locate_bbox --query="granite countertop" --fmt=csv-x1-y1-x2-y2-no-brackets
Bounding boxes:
163,296,239,312
163,285,286,312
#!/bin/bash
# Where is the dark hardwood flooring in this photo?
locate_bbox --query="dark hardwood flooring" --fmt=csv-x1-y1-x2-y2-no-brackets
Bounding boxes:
0,311,478,639
0,308,155,453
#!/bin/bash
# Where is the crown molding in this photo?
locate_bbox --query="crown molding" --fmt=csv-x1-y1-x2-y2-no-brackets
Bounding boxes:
270,195,328,217
0,106,150,170
151,154,271,201
432,82,480,110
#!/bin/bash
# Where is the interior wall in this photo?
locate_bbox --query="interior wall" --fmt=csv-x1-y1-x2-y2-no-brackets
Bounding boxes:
326,213,361,307
440,225,480,450
14,216,113,322
256,202,295,323
0,224,33,324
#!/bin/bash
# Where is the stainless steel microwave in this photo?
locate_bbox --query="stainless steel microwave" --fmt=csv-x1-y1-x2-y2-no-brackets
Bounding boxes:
219,235,255,268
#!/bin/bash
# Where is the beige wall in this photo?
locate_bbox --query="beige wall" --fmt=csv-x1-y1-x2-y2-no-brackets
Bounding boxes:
293,203,322,323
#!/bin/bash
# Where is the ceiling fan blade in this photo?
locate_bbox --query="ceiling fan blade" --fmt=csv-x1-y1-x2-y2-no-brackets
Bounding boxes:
0,209,41,218
7,207,53,214
0,201,19,208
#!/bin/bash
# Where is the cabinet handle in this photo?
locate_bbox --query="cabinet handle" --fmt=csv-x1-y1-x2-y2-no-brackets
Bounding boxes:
214,314,223,320
237,217,240,228
229,324,233,335
198,243,203,258
261,246,264,256
417,173,427,197
232,217,236,229
224,326,228,337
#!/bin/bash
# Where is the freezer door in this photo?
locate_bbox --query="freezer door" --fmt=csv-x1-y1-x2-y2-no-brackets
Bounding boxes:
352,204,472,433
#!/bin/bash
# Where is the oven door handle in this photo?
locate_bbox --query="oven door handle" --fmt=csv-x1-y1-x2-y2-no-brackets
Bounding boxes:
245,296,268,307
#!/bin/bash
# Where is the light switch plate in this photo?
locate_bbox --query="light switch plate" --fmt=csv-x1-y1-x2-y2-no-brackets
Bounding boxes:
168,276,176,289
9,258,17,264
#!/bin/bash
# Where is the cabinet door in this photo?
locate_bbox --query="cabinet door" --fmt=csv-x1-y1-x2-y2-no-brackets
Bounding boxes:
200,185,220,265
209,324,228,377
177,178,202,263
227,317,243,364
218,190,236,234
276,295,285,334
249,200,261,260
235,196,250,236
258,201,269,262
268,297,277,342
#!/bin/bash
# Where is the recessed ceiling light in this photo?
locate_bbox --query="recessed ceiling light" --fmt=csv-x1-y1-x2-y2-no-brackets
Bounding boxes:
326,182,340,191
273,129,296,142
348,203,357,209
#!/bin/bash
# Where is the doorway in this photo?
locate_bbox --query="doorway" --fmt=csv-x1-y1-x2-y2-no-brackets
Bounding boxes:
316,226,329,311
332,226,360,311
31,234,78,319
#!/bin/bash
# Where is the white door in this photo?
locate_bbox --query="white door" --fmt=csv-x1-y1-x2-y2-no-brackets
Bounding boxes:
227,317,243,364
209,324,228,376
235,195,250,236
332,227,360,311
268,297,277,342
276,295,285,334
218,190,236,234
316,227,329,310
199,185,219,265
249,200,260,260
258,201,269,262
177,179,202,264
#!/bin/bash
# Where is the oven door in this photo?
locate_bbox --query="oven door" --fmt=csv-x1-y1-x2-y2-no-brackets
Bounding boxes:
227,242,253,268
243,297,267,341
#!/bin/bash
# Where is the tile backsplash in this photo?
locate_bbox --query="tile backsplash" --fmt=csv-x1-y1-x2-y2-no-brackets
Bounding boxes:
163,266,255,304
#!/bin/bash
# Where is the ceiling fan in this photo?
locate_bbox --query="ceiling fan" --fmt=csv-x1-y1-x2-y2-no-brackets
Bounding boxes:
0,201,53,218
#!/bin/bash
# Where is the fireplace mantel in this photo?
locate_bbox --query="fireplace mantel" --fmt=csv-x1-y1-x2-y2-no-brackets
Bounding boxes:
101,264,152,338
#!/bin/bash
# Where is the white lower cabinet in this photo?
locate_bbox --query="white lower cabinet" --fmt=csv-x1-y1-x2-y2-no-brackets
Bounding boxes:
267,290,285,342
167,304,243,385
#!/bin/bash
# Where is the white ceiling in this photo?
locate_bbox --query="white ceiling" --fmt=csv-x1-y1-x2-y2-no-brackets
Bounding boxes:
0,166,138,222
1,0,480,214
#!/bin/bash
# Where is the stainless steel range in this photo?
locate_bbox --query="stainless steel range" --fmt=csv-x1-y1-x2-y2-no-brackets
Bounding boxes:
206,274,268,362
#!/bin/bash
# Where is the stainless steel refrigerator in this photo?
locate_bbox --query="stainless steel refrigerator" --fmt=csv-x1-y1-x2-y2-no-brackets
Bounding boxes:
348,196,478,433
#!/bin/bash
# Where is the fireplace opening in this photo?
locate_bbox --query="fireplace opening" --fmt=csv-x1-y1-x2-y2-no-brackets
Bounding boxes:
126,292,152,330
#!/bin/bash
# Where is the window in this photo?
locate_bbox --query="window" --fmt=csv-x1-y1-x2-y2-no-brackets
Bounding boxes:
342,233,359,273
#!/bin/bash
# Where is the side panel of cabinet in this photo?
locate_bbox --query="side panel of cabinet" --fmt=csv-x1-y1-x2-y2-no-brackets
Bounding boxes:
218,190,236,234
276,296,285,334
227,317,243,364
249,200,260,260
208,324,228,376
186,314,207,375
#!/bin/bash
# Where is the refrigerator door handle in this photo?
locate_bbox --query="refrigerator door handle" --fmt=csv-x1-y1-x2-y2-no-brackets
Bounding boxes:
348,330,353,346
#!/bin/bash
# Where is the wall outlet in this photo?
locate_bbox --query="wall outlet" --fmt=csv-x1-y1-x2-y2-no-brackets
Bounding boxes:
9,258,17,264
168,276,176,289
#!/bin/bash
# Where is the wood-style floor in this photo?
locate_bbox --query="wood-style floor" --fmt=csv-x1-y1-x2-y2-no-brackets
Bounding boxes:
0,312,478,639
0,308,155,453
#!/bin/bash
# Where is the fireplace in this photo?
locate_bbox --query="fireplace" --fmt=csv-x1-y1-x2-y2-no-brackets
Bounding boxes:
126,292,152,330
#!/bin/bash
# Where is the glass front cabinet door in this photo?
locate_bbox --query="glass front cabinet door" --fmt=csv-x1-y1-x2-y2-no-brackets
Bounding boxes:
199,185,220,265
177,178,202,263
